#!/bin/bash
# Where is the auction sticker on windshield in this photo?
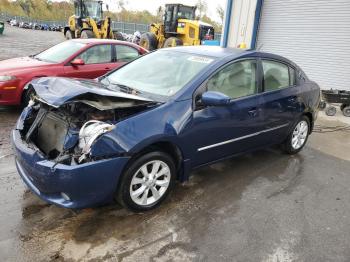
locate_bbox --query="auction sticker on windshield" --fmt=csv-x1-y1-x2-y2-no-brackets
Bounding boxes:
187,56,214,64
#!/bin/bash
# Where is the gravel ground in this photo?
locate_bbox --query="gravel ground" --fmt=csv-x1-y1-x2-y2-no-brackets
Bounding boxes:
0,25,64,61
1,26,350,262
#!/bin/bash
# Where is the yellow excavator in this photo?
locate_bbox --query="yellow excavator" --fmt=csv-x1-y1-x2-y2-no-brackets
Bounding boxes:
64,0,114,39
140,4,215,50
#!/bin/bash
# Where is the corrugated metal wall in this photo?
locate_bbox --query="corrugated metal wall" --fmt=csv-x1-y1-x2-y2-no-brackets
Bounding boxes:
257,0,350,90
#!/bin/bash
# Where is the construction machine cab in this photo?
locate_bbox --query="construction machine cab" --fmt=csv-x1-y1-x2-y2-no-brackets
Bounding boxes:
164,4,196,33
139,3,215,50
65,0,114,39
74,0,103,20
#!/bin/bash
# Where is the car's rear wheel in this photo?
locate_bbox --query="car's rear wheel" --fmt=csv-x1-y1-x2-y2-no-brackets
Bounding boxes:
117,151,175,211
283,116,310,154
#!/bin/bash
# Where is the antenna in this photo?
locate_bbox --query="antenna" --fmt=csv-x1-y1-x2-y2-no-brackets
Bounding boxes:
256,44,264,51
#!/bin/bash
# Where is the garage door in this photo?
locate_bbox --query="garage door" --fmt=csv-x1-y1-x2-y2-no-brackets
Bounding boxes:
256,0,350,91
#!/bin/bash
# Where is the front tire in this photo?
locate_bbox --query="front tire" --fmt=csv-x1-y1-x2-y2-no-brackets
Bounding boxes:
342,106,350,117
117,151,176,211
163,37,183,48
65,30,74,40
283,116,310,154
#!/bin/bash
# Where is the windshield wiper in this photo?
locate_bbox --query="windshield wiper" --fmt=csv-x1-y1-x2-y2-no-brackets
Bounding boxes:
109,83,142,95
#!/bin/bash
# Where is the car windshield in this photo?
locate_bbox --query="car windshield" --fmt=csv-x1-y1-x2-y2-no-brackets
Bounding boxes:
104,50,214,97
34,41,86,63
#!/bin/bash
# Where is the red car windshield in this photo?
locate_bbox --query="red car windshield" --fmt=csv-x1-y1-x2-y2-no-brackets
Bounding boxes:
34,41,86,63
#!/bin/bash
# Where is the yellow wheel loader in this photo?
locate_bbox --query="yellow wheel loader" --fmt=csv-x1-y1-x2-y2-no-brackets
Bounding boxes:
140,4,215,50
64,0,115,39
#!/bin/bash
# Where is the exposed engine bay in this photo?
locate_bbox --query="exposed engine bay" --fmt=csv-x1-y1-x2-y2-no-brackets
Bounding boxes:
19,95,158,165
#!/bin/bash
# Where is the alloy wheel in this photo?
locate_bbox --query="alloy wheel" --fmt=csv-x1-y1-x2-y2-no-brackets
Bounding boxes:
291,120,308,150
130,160,171,206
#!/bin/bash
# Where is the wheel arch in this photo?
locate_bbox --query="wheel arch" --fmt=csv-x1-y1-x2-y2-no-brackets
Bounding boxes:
303,112,314,133
123,140,185,182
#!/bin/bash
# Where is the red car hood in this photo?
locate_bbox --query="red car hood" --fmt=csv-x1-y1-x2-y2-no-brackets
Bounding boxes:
0,57,53,74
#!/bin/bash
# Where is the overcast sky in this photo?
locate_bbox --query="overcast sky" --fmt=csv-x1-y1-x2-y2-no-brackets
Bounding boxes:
105,0,227,23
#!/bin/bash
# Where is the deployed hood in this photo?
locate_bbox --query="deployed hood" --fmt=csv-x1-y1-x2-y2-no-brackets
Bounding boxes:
0,57,52,73
31,77,154,109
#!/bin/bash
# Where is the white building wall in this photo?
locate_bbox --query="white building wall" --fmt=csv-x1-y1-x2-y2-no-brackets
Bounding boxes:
256,0,350,91
226,0,257,48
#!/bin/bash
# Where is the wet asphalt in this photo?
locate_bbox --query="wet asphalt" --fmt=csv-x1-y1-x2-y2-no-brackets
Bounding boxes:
1,26,350,262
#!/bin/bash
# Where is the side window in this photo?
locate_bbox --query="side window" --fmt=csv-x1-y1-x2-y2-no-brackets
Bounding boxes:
207,60,257,99
76,45,112,64
115,45,139,62
262,60,290,91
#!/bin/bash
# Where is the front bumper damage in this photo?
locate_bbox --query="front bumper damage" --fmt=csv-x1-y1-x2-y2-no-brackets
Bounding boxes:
12,129,130,208
11,77,159,208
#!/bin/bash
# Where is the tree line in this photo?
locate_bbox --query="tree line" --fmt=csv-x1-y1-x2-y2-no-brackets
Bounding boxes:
0,0,223,31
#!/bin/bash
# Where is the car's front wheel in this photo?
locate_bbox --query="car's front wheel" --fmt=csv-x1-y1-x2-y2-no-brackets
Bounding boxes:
283,116,310,154
117,151,176,211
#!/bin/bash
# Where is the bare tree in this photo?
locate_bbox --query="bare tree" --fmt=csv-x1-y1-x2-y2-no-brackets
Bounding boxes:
117,0,127,11
156,6,164,22
216,4,224,25
196,0,208,18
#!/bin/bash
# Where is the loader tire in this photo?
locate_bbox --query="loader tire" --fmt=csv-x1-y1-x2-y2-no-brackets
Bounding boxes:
140,33,157,51
163,37,183,48
81,30,94,39
65,30,74,40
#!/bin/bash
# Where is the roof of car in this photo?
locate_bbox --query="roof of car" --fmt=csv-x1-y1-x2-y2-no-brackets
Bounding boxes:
70,38,139,46
162,45,248,58
163,46,298,68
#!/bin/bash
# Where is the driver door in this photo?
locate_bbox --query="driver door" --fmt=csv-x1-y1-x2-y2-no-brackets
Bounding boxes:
188,59,265,167
63,44,113,79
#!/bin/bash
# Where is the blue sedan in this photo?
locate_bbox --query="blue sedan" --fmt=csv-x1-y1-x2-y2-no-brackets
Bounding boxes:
12,46,320,211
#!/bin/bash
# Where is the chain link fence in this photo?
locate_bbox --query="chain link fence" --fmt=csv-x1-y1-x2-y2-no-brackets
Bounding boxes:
0,12,221,40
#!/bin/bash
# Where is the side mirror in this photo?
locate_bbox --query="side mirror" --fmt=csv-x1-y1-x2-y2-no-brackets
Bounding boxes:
71,58,85,66
201,91,231,106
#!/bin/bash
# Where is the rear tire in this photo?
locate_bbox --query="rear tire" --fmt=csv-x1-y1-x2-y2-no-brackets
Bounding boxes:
318,101,326,110
116,151,176,212
342,106,350,117
325,106,337,116
65,30,74,40
113,31,124,40
139,32,157,51
80,30,94,39
163,37,183,48
282,116,310,154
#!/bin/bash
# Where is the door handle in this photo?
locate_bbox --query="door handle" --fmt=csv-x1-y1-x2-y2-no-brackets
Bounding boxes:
248,108,258,117
288,97,297,103
105,67,111,70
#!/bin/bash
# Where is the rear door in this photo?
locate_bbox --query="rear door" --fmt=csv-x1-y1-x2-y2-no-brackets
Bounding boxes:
259,58,300,144
115,44,141,64
63,44,114,79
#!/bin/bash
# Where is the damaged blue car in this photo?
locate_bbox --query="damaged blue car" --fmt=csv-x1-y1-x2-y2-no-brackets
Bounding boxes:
12,46,320,211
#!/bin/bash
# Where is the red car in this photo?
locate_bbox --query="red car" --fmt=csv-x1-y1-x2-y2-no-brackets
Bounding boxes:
0,39,148,106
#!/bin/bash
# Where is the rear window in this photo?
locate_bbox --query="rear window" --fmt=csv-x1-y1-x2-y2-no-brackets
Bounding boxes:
262,60,290,91
115,45,139,62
